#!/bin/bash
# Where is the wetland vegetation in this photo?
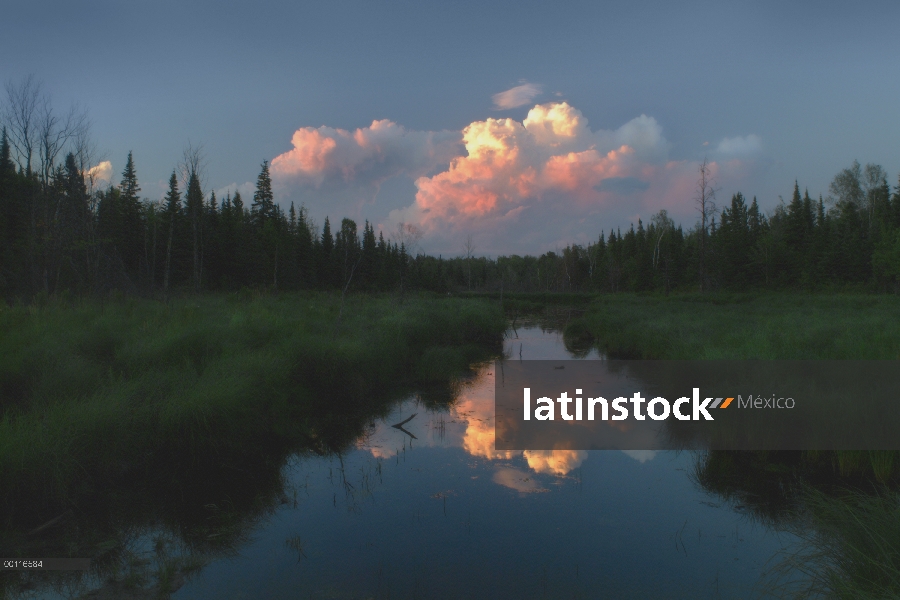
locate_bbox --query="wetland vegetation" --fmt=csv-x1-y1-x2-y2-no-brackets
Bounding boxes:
0,291,505,598
2,292,899,599
552,292,900,599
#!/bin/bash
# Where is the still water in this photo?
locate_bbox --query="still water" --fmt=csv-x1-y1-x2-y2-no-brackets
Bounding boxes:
172,325,796,599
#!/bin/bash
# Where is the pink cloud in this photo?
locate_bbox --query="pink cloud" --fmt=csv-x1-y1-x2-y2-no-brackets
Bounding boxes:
387,103,673,250
269,102,764,254
381,105,766,254
271,119,462,189
492,82,543,110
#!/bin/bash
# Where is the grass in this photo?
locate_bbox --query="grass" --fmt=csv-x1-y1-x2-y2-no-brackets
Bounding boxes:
564,292,900,360
0,291,506,534
572,292,900,598
765,489,900,599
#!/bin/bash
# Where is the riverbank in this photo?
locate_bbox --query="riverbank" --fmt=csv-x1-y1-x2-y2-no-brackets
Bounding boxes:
563,292,900,359
0,292,506,535
558,292,900,598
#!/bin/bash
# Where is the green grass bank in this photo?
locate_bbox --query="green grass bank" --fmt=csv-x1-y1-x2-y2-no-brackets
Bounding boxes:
561,292,900,599
0,292,506,530
564,292,900,360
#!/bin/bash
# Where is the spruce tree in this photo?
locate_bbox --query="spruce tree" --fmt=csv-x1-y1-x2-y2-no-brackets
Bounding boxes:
251,160,275,225
892,175,900,230
162,171,180,294
320,217,334,286
119,152,140,202
115,151,143,280
185,170,204,290
361,220,377,289
0,128,13,176
232,190,244,217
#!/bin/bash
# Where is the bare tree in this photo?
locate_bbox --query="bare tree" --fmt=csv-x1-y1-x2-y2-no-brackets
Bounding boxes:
694,158,717,293
70,121,104,290
393,222,423,298
2,74,41,174
463,234,476,291
651,209,675,294
863,163,888,232
180,143,205,290
394,221,423,255
651,209,674,269
37,96,88,188
71,119,103,196
179,142,205,190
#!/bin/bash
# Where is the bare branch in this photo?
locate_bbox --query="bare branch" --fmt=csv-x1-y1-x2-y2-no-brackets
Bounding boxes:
651,209,674,270
393,221,423,255
3,74,42,173
694,158,718,293
179,141,205,188
72,117,106,196
38,96,88,187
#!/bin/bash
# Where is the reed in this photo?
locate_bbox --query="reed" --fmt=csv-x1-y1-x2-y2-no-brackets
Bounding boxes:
0,292,506,530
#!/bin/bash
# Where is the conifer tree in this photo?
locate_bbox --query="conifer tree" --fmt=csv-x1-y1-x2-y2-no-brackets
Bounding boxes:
251,160,275,225
185,170,204,290
0,128,13,176
892,175,900,230
320,217,333,286
106,151,144,281
162,171,180,294
119,151,140,202
232,190,244,216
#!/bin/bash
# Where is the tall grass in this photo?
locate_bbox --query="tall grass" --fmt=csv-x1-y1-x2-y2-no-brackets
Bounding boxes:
573,292,900,598
765,490,900,599
567,292,900,360
0,292,505,531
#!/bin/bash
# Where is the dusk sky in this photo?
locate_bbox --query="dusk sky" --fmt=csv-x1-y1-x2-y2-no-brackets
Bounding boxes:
4,0,899,254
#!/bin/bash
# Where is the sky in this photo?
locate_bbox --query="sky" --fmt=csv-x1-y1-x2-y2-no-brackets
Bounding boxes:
3,0,899,255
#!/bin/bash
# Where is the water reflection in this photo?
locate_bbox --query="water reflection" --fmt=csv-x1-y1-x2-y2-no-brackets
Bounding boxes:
357,323,631,484
7,322,802,599
167,324,789,599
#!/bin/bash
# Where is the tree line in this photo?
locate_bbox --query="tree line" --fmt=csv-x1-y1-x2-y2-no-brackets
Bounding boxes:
2,75,899,300
2,134,898,302
449,169,900,295
0,135,432,299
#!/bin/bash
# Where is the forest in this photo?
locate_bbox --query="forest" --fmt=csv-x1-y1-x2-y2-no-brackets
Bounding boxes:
1,73,900,302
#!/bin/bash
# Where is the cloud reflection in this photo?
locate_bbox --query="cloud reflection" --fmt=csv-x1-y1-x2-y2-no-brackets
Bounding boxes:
357,362,657,489
492,468,549,493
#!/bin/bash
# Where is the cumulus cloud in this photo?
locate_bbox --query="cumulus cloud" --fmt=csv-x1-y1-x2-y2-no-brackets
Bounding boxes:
268,102,764,254
215,181,255,201
492,82,543,110
271,119,461,189
492,468,549,493
409,102,656,220
84,160,112,184
523,449,588,475
386,102,678,253
269,119,462,221
621,450,658,463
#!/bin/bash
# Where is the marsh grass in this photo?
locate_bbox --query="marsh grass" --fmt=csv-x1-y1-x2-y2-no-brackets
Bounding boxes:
0,292,505,533
569,292,900,477
568,292,900,360
763,489,900,599
583,293,900,598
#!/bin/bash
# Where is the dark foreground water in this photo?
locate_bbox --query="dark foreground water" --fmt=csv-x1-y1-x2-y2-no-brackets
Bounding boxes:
165,325,796,600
